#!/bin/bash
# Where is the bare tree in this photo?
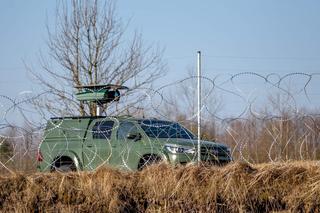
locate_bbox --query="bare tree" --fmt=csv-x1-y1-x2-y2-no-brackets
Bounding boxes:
28,0,165,117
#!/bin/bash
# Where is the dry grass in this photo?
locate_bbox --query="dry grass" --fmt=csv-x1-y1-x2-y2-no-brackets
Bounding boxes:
1,161,320,212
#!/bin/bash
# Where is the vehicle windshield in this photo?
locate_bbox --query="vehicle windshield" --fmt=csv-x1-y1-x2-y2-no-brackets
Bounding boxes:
139,120,195,139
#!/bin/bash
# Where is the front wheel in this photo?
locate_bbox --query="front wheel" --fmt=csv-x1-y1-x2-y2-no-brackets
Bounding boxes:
138,155,162,170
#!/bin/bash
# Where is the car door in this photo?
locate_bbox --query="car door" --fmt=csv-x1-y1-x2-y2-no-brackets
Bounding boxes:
82,119,115,170
112,121,144,170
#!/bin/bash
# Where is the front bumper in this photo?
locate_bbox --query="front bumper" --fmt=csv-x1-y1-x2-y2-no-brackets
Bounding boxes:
166,152,232,165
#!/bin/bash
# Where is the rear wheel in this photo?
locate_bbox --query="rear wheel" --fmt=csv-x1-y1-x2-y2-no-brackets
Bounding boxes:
51,156,77,172
55,164,76,172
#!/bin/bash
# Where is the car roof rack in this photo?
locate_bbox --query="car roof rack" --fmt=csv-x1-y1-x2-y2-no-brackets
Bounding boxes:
51,116,107,120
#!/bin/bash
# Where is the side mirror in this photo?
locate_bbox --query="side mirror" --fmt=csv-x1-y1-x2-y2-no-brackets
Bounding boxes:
127,132,142,141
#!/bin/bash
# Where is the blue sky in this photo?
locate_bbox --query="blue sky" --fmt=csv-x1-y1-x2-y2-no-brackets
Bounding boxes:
0,0,320,119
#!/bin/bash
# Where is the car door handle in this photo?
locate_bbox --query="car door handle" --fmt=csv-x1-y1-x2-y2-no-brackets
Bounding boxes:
86,144,93,148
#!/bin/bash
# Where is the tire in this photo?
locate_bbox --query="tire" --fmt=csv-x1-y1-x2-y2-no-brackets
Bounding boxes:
54,164,76,172
51,156,77,172
138,155,161,170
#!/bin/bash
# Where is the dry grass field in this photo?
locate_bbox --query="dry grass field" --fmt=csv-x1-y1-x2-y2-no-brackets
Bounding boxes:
1,161,320,212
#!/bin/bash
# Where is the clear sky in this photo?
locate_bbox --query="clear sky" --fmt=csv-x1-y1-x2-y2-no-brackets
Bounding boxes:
1,0,320,119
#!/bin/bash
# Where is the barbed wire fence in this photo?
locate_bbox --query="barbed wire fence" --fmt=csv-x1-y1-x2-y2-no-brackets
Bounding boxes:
0,72,320,174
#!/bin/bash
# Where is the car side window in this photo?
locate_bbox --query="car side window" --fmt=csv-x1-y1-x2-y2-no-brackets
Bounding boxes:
117,122,138,140
92,121,114,139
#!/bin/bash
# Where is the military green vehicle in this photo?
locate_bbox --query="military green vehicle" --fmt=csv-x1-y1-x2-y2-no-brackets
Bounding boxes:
37,84,232,172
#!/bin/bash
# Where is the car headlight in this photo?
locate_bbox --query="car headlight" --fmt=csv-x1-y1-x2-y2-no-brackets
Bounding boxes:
164,144,195,154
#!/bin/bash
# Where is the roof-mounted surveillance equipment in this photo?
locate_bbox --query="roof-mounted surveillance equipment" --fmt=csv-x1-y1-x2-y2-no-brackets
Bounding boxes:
75,84,129,104
75,84,129,116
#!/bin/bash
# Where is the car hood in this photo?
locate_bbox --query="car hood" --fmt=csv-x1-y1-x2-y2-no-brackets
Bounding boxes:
152,138,229,148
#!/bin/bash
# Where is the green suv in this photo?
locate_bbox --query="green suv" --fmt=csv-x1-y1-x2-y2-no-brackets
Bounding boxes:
37,116,232,172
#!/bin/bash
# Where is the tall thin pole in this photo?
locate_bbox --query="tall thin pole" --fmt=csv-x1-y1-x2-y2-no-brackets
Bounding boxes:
96,104,101,116
197,51,201,164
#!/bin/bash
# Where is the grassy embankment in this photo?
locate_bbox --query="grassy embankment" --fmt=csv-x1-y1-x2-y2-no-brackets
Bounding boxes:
1,161,320,212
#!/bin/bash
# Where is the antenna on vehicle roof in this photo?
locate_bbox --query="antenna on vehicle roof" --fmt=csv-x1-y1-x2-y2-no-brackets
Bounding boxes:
75,84,129,116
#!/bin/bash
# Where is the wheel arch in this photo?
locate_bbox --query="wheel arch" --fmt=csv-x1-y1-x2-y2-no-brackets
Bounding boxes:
51,152,82,171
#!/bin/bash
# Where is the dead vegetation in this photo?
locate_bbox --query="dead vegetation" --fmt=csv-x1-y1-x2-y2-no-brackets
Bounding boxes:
1,161,320,212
